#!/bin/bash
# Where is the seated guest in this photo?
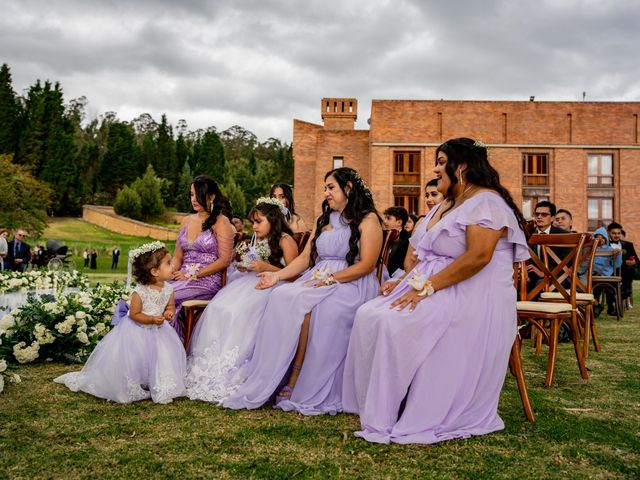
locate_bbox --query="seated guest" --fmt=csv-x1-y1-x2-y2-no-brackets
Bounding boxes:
383,206,411,277
527,201,568,282
231,215,245,233
554,208,574,232
404,214,419,234
620,229,638,309
270,183,307,233
5,229,30,272
595,223,624,316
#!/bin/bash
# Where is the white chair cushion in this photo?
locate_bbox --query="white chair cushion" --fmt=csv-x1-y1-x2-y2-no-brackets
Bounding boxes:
182,299,210,308
517,301,572,313
540,292,595,302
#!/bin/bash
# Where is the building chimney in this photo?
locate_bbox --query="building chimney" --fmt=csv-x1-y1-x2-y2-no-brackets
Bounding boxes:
321,98,357,130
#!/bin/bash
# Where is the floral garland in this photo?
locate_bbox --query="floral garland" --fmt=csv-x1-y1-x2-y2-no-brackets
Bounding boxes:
256,196,288,215
235,236,271,269
0,282,131,393
0,270,90,296
129,241,165,259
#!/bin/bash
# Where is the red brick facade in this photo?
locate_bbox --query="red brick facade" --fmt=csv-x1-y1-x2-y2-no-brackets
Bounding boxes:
293,98,640,238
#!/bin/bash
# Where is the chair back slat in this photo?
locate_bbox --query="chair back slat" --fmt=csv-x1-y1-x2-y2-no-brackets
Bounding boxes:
376,229,397,283
293,231,312,252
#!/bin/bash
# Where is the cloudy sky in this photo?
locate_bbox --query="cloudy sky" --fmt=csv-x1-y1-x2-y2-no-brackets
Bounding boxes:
1,0,638,141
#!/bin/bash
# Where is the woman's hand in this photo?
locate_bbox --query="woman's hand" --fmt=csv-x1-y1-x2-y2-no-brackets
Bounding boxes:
389,289,426,312
256,272,279,290
250,259,271,273
172,271,188,281
380,280,399,296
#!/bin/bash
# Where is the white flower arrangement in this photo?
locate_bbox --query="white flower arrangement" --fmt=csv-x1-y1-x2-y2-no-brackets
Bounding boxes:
256,196,288,215
235,236,271,269
0,270,89,295
129,241,166,259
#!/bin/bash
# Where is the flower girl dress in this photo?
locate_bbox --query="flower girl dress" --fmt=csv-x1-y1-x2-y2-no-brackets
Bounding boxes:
54,284,186,404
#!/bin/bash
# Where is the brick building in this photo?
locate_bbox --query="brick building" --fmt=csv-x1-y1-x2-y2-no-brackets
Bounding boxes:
293,97,640,237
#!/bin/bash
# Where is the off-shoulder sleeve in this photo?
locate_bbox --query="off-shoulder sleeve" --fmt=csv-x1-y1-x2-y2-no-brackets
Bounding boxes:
421,192,530,262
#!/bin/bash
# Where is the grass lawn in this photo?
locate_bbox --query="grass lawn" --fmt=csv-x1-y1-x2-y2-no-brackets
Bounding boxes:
35,217,176,286
1,291,639,479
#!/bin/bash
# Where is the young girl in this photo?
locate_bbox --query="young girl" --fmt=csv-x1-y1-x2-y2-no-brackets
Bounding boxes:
55,242,187,404
186,198,299,403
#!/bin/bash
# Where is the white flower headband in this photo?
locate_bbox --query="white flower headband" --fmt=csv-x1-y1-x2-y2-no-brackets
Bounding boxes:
129,241,166,259
473,139,488,149
256,196,289,216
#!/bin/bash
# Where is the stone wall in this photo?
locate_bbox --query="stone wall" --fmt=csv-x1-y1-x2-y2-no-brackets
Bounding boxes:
82,205,179,240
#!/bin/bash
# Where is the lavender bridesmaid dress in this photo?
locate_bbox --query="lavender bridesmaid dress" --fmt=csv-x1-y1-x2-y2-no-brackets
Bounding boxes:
222,210,380,414
342,192,530,444
169,226,222,339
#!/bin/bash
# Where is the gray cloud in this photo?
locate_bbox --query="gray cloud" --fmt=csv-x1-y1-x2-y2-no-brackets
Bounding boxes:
1,0,638,141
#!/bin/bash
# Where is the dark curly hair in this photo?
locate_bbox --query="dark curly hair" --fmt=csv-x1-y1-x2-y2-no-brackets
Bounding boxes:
132,246,169,285
269,183,297,222
436,138,527,233
192,175,233,230
248,202,294,267
309,167,380,267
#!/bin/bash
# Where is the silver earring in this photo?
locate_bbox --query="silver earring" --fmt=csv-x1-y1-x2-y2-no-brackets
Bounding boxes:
458,168,464,187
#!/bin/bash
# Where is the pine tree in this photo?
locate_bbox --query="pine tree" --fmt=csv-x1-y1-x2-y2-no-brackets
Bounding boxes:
132,165,165,220
0,63,21,154
99,122,141,198
176,161,193,213
194,130,225,182
222,179,246,217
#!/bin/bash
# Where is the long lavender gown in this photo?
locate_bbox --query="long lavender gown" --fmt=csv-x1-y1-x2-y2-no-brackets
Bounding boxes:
342,192,530,444
222,210,380,414
54,284,186,404
169,226,222,339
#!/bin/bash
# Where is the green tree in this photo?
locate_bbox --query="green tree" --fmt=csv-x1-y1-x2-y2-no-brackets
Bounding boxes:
194,129,225,181
0,63,21,155
132,165,165,220
222,179,246,217
0,154,52,237
176,161,193,213
113,185,142,220
99,121,140,198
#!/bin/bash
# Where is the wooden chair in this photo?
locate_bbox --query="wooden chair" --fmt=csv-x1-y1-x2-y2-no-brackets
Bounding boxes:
293,231,311,252
516,233,589,387
592,249,624,320
540,235,601,358
376,229,398,283
509,263,535,422
182,268,228,350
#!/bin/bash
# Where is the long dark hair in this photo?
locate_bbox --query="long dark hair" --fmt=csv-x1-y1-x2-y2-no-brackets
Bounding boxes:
192,175,233,231
248,202,294,266
309,167,380,267
269,183,296,220
436,138,527,232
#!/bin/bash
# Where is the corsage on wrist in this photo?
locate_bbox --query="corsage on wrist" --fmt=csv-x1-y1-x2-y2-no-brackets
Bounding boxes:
306,267,338,286
185,263,199,280
407,272,435,297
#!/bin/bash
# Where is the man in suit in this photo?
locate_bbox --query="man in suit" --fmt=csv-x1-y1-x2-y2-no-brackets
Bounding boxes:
383,206,410,277
5,229,31,272
619,229,638,309
111,247,121,270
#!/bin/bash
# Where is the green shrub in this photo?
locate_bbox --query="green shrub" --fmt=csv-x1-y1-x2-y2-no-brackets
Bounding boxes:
132,165,165,220
113,185,142,220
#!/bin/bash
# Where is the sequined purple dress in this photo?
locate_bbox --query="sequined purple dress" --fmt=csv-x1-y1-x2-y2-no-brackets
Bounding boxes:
169,227,222,340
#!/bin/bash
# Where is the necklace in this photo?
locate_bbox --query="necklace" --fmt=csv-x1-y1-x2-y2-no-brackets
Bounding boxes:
455,184,475,201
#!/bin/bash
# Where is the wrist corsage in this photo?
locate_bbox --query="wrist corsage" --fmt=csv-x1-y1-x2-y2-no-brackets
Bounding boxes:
407,271,435,297
305,267,338,286
185,263,199,280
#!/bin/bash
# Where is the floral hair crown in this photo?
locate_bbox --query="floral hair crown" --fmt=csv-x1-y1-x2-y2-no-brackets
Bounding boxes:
129,241,166,259
256,197,289,216
473,139,488,149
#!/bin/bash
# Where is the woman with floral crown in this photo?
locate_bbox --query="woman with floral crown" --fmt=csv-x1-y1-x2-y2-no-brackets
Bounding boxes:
185,198,299,403
221,167,382,415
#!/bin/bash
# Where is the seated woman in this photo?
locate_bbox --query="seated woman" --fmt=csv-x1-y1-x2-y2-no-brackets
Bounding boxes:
221,167,382,415
169,175,235,340
185,198,299,402
342,138,530,444
270,183,307,233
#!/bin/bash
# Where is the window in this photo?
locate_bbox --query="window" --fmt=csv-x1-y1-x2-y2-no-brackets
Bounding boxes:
587,154,613,186
393,151,420,186
522,153,548,186
394,195,419,214
587,198,613,231
332,156,344,169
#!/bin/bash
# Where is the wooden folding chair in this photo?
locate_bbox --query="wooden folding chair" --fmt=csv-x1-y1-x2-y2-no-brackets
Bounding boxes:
182,268,228,350
376,229,398,283
540,235,601,358
592,249,624,320
293,231,312,252
516,233,589,387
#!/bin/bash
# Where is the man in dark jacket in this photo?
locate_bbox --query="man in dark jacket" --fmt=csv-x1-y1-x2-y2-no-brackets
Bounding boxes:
5,229,31,272
383,206,410,277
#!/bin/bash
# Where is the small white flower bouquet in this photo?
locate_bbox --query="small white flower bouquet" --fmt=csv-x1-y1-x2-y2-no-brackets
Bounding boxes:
235,236,271,269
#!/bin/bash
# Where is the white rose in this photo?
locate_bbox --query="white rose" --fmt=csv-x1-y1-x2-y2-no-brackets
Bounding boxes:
0,314,15,333
65,315,76,324
0,375,4,393
10,373,21,384
75,311,87,319
55,321,73,334
0,359,7,372
76,332,89,344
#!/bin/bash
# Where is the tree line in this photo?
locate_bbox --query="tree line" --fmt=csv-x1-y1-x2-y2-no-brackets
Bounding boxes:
0,63,294,233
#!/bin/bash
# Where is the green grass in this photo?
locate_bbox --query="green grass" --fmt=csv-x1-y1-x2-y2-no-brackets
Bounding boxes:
2,293,639,479
34,217,176,285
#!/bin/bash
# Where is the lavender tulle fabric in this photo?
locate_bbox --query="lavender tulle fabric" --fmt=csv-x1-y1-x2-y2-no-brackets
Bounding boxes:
169,226,222,339
222,210,380,414
342,192,530,444
54,284,186,404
